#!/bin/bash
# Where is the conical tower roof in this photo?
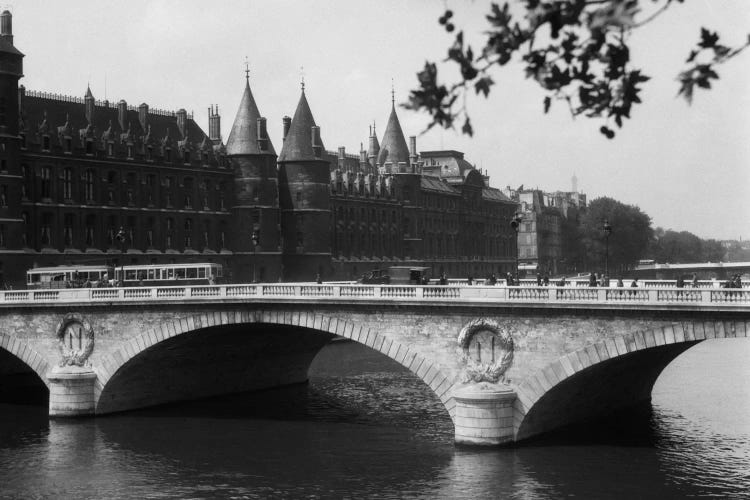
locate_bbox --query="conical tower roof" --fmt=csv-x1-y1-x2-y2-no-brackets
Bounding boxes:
278,89,324,162
376,103,410,167
226,77,275,156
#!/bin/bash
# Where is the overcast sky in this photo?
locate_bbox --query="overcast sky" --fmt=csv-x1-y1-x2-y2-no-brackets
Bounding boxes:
11,0,749,240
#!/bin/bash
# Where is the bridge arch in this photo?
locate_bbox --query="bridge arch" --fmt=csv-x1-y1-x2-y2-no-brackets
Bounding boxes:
95,309,457,418
0,332,51,389
514,319,748,441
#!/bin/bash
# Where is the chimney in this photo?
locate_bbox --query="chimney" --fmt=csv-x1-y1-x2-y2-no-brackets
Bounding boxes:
282,116,291,141
117,100,127,130
85,87,95,124
337,146,346,170
409,135,418,163
0,10,13,45
311,126,322,158
176,109,187,137
18,85,25,112
257,117,268,151
138,103,149,130
208,105,221,142
359,146,368,172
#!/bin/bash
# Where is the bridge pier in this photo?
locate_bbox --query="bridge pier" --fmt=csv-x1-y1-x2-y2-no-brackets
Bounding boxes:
47,366,97,417
453,385,517,446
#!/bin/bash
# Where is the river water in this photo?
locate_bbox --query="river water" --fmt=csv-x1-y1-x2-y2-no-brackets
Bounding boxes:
1,339,749,499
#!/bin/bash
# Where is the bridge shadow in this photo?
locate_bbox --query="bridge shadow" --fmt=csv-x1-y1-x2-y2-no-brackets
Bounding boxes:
0,346,48,406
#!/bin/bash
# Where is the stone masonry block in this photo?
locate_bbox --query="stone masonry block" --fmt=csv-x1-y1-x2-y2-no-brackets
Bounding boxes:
576,349,592,370
703,321,716,339
634,331,646,350
387,340,400,359
429,373,447,392
605,338,619,360
693,322,706,340
714,321,726,338
558,354,576,377
672,323,685,343
534,371,553,392
653,327,666,346
622,332,636,353
542,365,561,387
549,361,566,384
594,342,610,362
566,351,583,373
416,360,431,380
0,334,9,350
423,366,439,386
643,330,656,349
663,325,676,344
395,346,409,365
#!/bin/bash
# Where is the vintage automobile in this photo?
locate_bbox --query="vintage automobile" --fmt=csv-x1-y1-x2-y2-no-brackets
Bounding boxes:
358,269,391,284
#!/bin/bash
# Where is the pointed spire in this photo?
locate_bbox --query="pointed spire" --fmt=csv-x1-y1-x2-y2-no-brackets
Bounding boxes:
376,97,410,168
278,89,324,162
226,71,275,156
85,85,94,99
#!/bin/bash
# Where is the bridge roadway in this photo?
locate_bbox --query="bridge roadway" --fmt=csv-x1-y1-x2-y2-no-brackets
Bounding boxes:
0,282,748,446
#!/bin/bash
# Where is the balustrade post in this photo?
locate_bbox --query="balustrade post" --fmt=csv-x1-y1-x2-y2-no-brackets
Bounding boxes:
151,287,157,298
118,288,125,300
597,288,607,302
548,288,556,302
294,286,302,297
374,286,382,298
334,286,341,297
701,290,712,304
648,289,658,302
417,286,424,299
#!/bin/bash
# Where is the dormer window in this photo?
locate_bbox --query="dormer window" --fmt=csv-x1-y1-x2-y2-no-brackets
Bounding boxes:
202,151,208,163
65,138,72,153
126,144,133,159
165,148,171,162
42,135,50,151
85,140,93,155
107,142,114,157
183,151,190,164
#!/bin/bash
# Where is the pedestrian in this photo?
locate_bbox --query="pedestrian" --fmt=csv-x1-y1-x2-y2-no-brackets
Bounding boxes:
692,273,699,288
536,272,542,286
675,274,684,298
467,275,473,286
316,273,322,284
629,278,638,296
589,272,597,287
439,273,447,286
489,273,497,286
543,273,550,286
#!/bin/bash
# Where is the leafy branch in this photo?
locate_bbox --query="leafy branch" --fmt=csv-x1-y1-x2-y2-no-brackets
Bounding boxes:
404,0,748,139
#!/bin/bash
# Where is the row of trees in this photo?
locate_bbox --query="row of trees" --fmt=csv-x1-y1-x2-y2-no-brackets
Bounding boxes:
560,197,735,276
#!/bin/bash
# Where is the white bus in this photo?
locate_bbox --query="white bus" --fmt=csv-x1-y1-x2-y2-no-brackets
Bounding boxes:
113,262,224,286
26,265,113,289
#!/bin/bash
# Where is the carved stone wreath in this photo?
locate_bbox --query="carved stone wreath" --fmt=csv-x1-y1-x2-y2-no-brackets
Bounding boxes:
56,313,95,367
458,318,514,385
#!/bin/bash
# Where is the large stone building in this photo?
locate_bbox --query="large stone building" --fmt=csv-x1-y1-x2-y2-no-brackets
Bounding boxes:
503,181,586,277
0,12,517,286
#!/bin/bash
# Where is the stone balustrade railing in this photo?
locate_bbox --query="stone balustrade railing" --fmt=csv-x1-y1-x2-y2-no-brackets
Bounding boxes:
0,283,748,308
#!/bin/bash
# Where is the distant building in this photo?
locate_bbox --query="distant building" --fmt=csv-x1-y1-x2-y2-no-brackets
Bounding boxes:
503,184,586,276
0,12,518,286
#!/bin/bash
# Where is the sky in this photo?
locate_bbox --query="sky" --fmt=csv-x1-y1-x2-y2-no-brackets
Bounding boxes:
9,0,749,240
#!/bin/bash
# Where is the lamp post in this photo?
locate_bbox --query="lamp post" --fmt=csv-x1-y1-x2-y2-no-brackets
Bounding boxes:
603,219,612,277
115,226,126,286
251,228,260,283
510,212,523,284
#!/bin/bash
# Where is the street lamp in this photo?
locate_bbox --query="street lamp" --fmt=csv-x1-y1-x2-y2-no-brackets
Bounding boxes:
251,228,260,283
603,219,612,277
115,226,126,286
510,212,523,284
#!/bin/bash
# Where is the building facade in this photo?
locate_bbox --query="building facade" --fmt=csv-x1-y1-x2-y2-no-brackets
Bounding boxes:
0,12,517,287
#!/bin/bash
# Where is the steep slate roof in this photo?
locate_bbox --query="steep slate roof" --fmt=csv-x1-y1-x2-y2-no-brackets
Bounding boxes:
21,91,208,150
225,78,275,156
278,90,324,162
482,187,514,203
420,176,460,195
376,104,410,167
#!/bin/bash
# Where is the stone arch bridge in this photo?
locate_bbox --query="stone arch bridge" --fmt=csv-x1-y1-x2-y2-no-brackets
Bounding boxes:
0,283,748,445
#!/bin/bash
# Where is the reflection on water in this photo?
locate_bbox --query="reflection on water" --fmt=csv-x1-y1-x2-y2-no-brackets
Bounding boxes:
0,339,748,499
